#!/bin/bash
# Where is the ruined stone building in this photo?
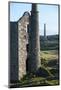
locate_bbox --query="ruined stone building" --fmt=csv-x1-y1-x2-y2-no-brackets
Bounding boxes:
10,4,41,83
10,12,30,82
18,12,30,80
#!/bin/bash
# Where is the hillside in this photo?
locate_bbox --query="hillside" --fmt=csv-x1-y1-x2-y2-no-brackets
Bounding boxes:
40,35,59,50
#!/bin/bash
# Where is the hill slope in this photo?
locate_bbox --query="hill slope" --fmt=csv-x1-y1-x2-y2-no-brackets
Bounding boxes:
40,35,59,50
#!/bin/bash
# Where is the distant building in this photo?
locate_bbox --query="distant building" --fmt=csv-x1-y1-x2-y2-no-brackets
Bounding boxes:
44,24,47,41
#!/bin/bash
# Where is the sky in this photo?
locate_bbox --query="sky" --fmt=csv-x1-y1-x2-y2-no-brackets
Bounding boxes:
10,2,59,35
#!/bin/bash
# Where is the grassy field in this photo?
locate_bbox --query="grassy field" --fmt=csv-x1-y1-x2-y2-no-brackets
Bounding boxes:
16,49,59,87
11,51,59,87
18,35,59,87
10,35,59,87
40,50,58,61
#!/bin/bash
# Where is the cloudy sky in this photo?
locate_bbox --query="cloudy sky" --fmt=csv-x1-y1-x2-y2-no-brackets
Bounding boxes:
10,2,59,35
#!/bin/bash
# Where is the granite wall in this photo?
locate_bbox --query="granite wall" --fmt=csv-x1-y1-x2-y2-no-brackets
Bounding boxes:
18,12,30,80
10,12,30,82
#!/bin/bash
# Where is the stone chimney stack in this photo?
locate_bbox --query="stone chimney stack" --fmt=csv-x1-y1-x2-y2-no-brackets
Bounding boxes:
44,24,46,40
44,24,47,41
28,3,41,73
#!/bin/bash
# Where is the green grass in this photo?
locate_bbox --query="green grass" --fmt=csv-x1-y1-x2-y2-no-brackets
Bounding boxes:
13,49,59,87
10,35,59,87
40,50,58,61
45,80,59,85
19,76,59,86
18,49,59,87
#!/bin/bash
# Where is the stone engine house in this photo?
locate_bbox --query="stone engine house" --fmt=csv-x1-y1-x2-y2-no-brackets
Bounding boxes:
18,12,30,80
10,12,30,82
10,4,41,83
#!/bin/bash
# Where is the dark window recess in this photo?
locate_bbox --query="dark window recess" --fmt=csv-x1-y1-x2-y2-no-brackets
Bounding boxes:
24,35,26,39
26,44,29,52
26,58,28,73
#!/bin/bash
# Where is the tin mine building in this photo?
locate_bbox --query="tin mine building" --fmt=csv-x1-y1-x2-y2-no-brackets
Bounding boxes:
10,3,41,83
44,23,47,41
